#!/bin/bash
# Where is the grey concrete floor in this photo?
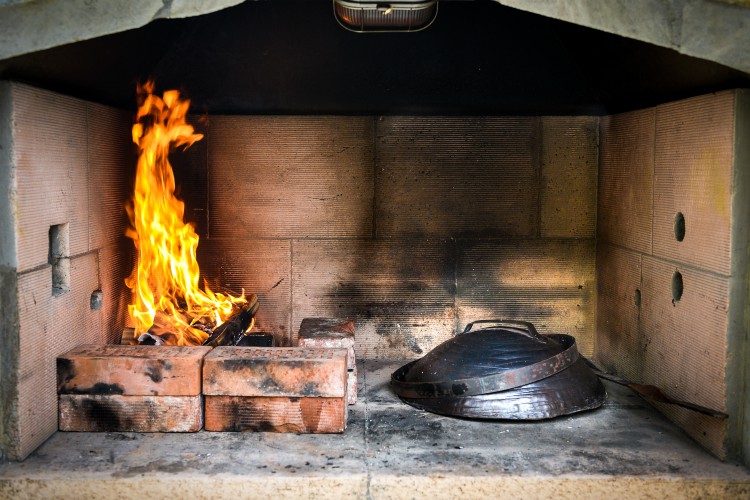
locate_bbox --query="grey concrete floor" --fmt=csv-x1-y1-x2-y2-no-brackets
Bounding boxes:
1,360,750,499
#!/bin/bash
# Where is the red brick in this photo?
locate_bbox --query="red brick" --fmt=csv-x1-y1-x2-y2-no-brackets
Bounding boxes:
57,345,211,396
204,395,345,433
59,394,203,432
296,318,358,404
203,347,347,397
297,317,356,369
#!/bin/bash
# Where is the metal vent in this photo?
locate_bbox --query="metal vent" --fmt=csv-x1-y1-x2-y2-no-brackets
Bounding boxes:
334,1,438,32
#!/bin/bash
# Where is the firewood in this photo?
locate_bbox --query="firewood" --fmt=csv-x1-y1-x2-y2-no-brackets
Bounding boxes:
202,294,259,347
235,333,275,347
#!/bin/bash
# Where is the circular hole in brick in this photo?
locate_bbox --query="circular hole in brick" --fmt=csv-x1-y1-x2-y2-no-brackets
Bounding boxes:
634,289,641,307
674,212,686,242
672,271,683,302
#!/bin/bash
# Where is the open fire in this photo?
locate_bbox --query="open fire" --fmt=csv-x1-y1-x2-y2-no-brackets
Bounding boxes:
125,82,256,346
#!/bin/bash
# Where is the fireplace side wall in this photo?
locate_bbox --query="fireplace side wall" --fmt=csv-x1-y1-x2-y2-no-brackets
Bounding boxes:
596,89,750,461
0,82,132,461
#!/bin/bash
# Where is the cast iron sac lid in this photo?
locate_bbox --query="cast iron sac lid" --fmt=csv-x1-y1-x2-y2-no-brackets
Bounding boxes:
391,320,606,420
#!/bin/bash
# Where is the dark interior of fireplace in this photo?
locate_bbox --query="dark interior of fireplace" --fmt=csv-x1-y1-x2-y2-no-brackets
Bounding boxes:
1,0,748,115
2,1,750,495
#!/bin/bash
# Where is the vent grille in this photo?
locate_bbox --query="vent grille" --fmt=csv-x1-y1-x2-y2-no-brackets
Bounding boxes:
334,1,437,32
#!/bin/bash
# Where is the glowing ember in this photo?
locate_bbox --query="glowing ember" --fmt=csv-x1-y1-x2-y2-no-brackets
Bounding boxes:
125,81,249,346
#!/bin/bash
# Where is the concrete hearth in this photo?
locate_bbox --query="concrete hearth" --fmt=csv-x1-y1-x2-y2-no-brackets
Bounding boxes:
1,360,748,499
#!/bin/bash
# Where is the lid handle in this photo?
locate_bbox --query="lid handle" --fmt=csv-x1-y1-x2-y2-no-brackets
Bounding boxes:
462,319,543,340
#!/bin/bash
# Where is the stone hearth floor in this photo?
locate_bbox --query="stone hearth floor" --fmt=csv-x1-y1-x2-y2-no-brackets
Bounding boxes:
2,360,749,499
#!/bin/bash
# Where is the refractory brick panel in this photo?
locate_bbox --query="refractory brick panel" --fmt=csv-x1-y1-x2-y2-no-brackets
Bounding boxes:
456,239,596,356
98,241,134,344
11,83,89,272
595,243,643,381
375,116,539,238
16,253,101,460
292,239,456,359
208,116,374,239
640,255,728,457
198,238,291,344
653,91,736,275
598,109,655,254
87,102,133,250
541,116,598,238
58,345,211,396
59,394,203,432
15,254,101,459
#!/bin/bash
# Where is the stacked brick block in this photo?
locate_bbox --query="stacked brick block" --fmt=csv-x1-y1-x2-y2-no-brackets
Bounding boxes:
203,347,348,433
57,346,209,432
57,334,350,434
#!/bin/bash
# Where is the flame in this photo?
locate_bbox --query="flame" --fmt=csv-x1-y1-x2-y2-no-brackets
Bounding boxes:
125,81,246,346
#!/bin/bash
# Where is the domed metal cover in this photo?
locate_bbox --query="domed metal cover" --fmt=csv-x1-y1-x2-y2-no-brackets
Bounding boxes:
391,320,606,420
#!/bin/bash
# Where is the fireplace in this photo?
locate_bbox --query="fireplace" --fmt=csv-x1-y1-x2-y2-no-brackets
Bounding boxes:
2,0,750,494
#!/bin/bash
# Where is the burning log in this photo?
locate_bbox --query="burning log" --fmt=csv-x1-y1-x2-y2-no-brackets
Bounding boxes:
132,294,260,347
144,310,200,345
202,294,259,347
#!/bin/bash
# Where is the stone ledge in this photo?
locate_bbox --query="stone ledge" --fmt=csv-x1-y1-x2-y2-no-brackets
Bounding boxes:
1,360,749,499
495,0,750,74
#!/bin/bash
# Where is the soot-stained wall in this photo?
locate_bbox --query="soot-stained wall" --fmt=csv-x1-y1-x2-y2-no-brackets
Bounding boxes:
190,114,598,357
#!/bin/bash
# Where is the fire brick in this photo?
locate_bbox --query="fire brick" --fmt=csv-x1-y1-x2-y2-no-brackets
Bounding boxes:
59,394,203,432
297,317,357,404
204,396,345,433
203,347,347,433
57,345,211,396
57,345,211,433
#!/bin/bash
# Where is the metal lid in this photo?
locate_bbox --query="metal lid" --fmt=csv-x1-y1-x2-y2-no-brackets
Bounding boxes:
391,320,606,420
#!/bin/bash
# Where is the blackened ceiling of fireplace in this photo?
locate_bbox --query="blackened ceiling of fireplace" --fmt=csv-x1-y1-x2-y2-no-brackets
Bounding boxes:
0,0,748,115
